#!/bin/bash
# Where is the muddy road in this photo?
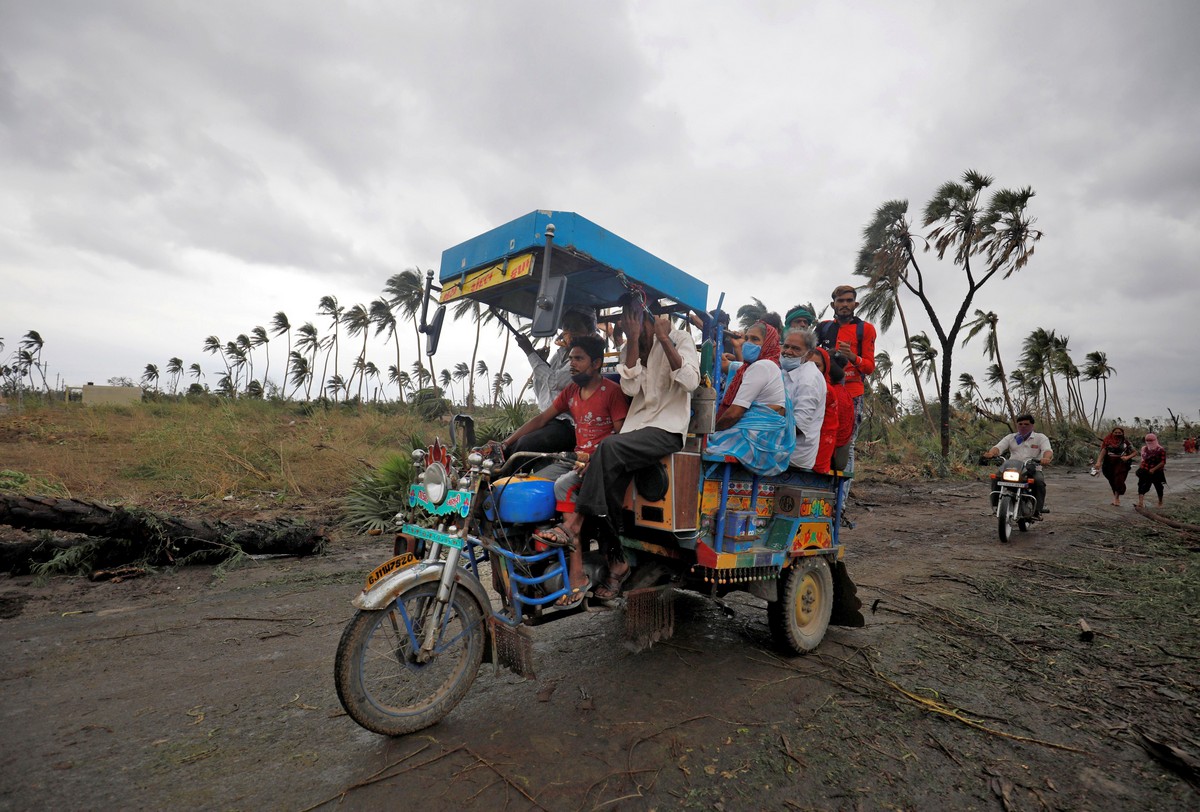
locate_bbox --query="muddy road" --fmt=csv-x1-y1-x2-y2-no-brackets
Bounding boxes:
2,457,1198,811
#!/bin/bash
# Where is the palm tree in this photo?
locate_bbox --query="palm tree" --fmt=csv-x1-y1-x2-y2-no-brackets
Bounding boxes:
363,361,382,402
341,303,372,402
270,311,293,398
384,269,429,390
370,297,404,403
203,336,233,396
904,332,940,395
857,171,1042,458
288,353,311,396
854,208,934,429
474,359,489,399
236,333,255,388
294,323,321,400
317,295,344,395
188,363,204,383
452,300,491,407
1020,328,1064,425
165,357,184,395
141,363,160,392
1082,351,1116,428
737,297,769,330
389,366,413,400
225,340,248,394
250,326,270,395
961,309,1014,416
410,360,432,390
439,369,453,403
19,331,49,391
325,373,346,401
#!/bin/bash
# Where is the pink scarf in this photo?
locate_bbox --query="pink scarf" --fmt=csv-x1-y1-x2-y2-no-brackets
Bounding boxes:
1142,433,1162,461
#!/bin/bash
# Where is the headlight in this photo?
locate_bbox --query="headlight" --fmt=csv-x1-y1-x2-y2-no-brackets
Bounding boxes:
1002,470,1021,482
424,462,449,505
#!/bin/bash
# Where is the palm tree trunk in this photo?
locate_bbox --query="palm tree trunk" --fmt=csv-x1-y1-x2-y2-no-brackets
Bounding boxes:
282,330,293,399
991,328,1015,417
497,330,511,403
392,331,405,404
468,310,481,408
410,322,427,395
895,297,935,431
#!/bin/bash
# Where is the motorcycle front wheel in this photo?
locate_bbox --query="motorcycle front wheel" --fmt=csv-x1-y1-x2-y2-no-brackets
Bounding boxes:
335,581,485,736
997,495,1014,543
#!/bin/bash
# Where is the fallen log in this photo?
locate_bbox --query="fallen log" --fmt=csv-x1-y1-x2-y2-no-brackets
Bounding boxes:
1133,505,1200,535
0,494,327,573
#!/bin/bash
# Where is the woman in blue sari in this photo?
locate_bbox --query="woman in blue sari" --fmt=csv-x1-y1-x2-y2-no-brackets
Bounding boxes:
705,322,795,476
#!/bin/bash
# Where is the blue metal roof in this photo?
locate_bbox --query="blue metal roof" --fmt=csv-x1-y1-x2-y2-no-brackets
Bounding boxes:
438,210,708,317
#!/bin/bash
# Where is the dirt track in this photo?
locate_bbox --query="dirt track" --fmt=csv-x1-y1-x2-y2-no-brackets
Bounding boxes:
2,457,1198,811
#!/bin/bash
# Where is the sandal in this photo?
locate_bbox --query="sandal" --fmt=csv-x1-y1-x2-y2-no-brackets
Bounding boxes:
534,525,577,549
555,577,592,608
594,564,632,600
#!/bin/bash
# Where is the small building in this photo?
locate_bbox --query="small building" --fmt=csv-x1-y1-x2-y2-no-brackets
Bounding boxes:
79,384,143,406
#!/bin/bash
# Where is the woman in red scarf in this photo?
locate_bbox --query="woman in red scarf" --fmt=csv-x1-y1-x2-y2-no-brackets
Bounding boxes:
708,322,794,476
1093,426,1135,506
809,347,839,474
1135,433,1167,508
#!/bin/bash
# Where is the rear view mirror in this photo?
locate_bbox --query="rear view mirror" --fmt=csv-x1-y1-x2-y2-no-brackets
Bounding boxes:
530,276,566,338
425,306,446,356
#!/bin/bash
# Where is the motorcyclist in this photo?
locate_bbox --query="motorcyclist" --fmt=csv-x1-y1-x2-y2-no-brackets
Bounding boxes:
982,414,1053,515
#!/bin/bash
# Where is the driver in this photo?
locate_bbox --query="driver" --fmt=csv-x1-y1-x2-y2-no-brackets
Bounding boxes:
982,414,1053,515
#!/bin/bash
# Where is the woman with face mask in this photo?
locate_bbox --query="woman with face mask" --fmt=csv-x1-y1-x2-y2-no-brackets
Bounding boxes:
704,323,795,476
1094,426,1136,506
1135,433,1168,509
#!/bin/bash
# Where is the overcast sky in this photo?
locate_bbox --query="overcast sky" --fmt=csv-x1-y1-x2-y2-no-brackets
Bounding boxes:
2,0,1197,426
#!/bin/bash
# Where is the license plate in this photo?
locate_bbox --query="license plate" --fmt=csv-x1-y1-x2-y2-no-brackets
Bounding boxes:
364,553,418,590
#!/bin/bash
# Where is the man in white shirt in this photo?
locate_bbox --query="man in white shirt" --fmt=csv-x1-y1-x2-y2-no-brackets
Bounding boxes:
780,327,826,470
982,413,1053,514
545,295,700,599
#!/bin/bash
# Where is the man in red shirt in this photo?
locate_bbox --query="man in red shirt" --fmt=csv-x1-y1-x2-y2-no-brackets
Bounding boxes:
815,285,876,505
502,335,628,605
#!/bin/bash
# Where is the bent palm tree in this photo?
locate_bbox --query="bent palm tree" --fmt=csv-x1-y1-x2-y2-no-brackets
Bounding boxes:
165,357,184,396
961,309,1013,416
370,297,404,403
271,311,293,399
318,296,343,396
341,303,372,402
141,364,160,392
1082,351,1115,428
385,269,429,390
250,326,270,395
294,323,321,400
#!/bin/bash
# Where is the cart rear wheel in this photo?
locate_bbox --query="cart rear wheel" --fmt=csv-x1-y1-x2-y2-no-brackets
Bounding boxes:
768,556,834,655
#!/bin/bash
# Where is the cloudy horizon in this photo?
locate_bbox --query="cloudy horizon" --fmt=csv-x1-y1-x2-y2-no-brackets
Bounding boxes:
2,0,1197,427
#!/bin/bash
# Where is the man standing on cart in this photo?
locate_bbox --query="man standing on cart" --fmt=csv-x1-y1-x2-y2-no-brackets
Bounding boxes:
538,292,700,600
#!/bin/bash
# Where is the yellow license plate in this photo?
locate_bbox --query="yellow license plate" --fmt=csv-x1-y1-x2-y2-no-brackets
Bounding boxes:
364,553,418,590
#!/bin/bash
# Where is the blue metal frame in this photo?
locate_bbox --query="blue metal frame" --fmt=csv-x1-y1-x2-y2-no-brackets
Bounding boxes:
439,210,709,315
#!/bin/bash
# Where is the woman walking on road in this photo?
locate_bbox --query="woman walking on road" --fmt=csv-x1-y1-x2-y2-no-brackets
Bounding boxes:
1094,427,1136,506
1135,433,1168,509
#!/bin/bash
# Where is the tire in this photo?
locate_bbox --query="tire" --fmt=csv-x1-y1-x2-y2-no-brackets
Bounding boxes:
768,556,834,655
334,581,485,736
998,495,1014,543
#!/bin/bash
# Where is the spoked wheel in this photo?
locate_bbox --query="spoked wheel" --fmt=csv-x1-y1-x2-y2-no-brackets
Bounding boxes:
998,495,1015,543
335,582,485,736
768,555,834,655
